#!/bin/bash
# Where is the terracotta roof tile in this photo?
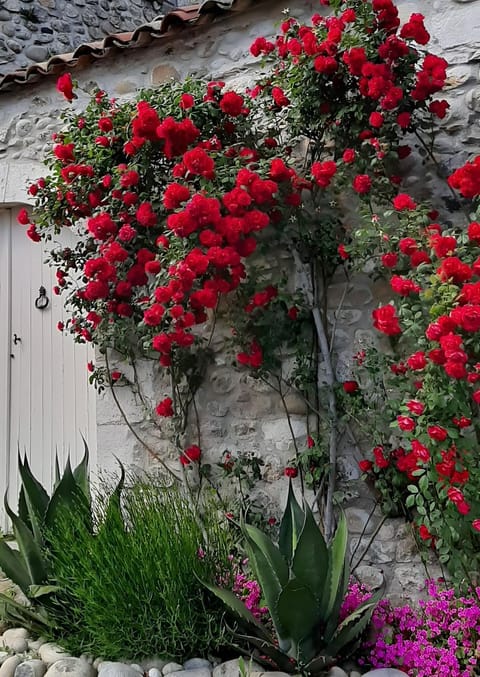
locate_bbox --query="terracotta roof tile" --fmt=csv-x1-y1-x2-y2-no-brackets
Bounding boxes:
0,0,242,93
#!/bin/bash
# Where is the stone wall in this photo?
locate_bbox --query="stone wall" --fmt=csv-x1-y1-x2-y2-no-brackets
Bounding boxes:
0,0,163,76
1,0,480,599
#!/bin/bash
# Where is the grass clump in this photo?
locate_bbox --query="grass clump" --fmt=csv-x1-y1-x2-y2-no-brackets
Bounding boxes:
45,474,233,661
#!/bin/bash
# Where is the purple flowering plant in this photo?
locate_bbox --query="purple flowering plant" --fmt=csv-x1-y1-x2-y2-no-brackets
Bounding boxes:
362,580,480,676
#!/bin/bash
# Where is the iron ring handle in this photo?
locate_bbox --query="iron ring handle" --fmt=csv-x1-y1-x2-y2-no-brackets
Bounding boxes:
35,286,49,310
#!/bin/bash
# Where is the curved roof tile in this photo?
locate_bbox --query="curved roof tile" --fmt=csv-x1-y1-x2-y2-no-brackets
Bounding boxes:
0,1,242,93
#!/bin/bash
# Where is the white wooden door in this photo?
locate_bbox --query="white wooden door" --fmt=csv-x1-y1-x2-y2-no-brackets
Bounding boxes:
0,208,96,531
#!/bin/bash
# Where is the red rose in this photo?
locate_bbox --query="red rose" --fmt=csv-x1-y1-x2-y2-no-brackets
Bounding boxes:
369,112,384,128
180,93,195,110
311,160,337,188
17,208,30,225
393,193,417,211
181,445,201,465
284,466,298,478
271,87,290,108
156,397,174,417
372,304,402,336
381,252,398,268
352,174,372,194
472,519,480,532
373,446,389,469
467,222,480,244
407,351,427,370
427,425,448,442
400,13,430,45
56,73,75,101
419,524,433,541
307,436,315,449
397,416,415,431
358,460,373,473
343,380,359,394
342,149,356,163
220,91,245,117
406,400,425,415
429,100,449,119
338,244,349,260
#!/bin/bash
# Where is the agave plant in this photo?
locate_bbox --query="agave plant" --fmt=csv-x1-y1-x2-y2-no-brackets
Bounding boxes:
205,484,379,675
0,445,91,630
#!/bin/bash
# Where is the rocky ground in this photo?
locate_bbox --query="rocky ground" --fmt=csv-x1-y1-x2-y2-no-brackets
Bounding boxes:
0,627,406,677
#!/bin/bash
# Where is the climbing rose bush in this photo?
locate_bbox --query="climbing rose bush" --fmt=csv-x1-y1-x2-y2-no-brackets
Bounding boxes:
20,0,458,544
343,160,480,584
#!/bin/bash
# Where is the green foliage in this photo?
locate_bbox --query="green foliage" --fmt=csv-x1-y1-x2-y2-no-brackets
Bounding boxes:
44,476,233,660
204,484,378,674
0,448,90,632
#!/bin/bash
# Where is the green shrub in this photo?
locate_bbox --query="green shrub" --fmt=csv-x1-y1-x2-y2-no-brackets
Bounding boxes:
46,475,233,660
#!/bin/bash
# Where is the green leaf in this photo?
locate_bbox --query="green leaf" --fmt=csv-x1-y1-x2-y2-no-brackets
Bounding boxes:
0,539,31,593
327,599,379,657
276,579,319,659
18,454,49,545
201,581,272,640
279,481,304,564
3,497,46,590
321,514,348,618
291,501,328,605
243,523,289,642
44,457,88,530
72,439,90,501
28,584,61,598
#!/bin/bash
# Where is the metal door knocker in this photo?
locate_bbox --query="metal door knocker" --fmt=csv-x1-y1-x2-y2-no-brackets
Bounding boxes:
35,286,49,310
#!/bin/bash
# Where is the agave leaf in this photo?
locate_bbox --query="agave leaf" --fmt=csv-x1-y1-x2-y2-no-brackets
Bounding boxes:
100,461,125,528
291,500,328,606
0,592,51,633
327,599,379,658
3,497,46,589
28,584,61,598
276,578,320,658
54,455,61,488
321,514,348,618
243,524,289,589
73,439,90,501
0,539,31,593
231,632,297,673
323,559,350,643
44,457,88,530
303,653,336,674
18,486,30,530
279,481,305,564
201,581,272,640
18,454,49,545
243,524,289,641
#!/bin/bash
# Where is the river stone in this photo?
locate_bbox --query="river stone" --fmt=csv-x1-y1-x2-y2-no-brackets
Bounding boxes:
183,661,211,671
39,645,71,666
45,659,95,677
362,671,408,677
148,671,162,677
14,660,47,677
129,666,143,674
0,656,8,668
327,669,349,677
0,657,22,677
213,659,262,677
98,663,142,677
162,665,183,676
167,670,210,677
142,659,167,672
9,638,28,653
28,639,46,651
350,672,362,677
2,629,29,647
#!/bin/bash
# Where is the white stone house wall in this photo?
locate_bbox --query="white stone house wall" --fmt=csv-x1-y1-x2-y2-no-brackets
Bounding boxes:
0,0,479,598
